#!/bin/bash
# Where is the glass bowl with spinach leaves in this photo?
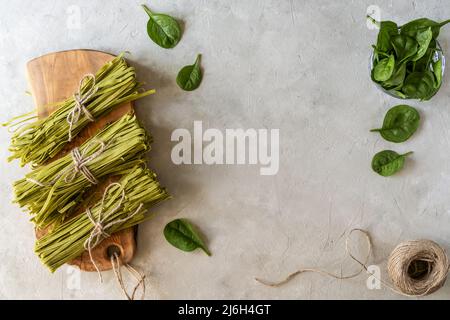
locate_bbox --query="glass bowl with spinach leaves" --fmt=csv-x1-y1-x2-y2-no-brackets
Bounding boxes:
369,17,449,101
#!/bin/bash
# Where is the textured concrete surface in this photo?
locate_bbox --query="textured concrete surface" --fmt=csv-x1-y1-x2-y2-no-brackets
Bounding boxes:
1,0,450,299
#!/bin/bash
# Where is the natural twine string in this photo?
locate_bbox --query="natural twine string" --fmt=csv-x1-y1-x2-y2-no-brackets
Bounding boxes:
255,229,449,297
255,229,372,286
26,74,100,186
83,182,144,282
64,141,106,185
66,74,97,142
387,240,449,296
111,252,146,300
26,139,107,187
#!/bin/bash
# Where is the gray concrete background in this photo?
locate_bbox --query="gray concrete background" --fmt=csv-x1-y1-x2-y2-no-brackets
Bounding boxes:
1,0,450,299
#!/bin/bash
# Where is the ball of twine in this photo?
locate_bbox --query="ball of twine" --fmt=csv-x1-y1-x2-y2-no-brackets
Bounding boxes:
388,239,449,296
255,230,450,297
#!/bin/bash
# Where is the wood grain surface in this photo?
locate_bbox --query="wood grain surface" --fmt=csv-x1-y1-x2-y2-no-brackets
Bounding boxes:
27,49,136,271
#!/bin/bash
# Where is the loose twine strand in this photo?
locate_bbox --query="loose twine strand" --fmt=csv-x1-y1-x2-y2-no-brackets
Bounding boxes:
83,182,145,282
255,229,449,297
66,74,97,142
111,252,146,300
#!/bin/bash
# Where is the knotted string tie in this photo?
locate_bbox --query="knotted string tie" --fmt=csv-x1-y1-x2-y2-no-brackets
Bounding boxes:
65,140,107,185
26,139,107,187
66,73,98,142
83,182,144,282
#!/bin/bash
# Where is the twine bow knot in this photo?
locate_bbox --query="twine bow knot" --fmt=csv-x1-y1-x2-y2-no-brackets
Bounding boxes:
90,219,110,241
66,73,98,142
26,139,108,187
65,141,106,185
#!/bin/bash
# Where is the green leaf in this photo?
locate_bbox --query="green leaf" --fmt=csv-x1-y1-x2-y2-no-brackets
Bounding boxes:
381,63,406,89
414,43,436,72
372,150,413,177
400,18,450,39
164,218,211,256
376,21,399,53
433,58,443,88
402,71,436,100
142,4,181,49
412,27,433,61
176,54,203,91
387,90,406,99
371,105,420,143
370,17,450,101
391,35,418,63
373,55,395,81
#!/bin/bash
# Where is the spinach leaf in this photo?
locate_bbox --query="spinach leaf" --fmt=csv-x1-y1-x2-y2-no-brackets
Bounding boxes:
400,18,450,39
370,17,449,100
373,55,395,81
142,4,181,49
433,58,443,88
391,35,418,63
412,27,433,61
387,90,406,99
377,21,400,52
371,105,420,143
382,62,406,89
372,150,413,177
367,16,399,53
414,43,435,72
176,54,203,91
402,71,436,100
164,218,211,256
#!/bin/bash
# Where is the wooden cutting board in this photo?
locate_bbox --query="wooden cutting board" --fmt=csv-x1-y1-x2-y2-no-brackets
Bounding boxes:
27,49,137,271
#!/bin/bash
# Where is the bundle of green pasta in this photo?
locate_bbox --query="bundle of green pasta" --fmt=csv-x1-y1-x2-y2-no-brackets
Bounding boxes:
35,165,170,272
13,113,151,227
4,53,155,167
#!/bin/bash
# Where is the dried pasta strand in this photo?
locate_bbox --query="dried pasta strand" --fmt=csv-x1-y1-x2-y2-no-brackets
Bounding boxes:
13,113,151,228
35,165,170,273
5,53,155,167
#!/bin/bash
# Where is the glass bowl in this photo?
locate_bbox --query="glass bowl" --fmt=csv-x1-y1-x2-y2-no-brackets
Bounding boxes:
369,41,445,100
